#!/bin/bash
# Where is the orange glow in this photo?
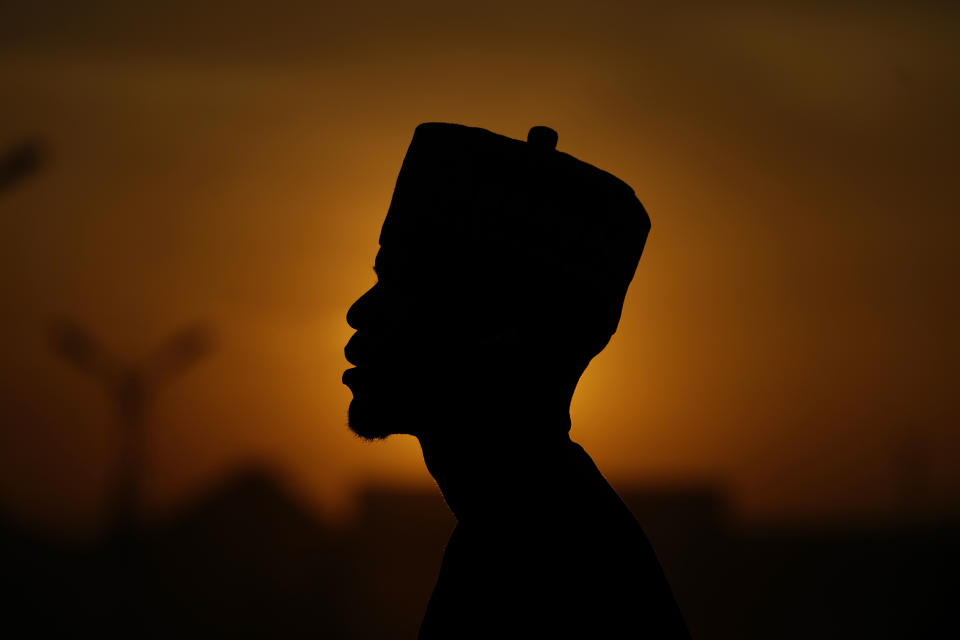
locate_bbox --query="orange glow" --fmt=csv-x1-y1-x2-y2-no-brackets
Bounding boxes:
0,1,958,534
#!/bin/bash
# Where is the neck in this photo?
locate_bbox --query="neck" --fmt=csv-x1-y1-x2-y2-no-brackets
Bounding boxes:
416,412,574,522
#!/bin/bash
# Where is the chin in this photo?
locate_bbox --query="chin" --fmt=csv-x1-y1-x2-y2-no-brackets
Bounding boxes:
347,397,407,440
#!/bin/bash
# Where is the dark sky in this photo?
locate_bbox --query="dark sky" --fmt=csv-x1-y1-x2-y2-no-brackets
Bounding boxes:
0,0,957,533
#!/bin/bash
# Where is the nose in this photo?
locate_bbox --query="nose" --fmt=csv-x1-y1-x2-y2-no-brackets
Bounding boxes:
346,284,377,330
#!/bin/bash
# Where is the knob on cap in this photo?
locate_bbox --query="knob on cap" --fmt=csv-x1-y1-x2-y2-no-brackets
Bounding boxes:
527,126,558,150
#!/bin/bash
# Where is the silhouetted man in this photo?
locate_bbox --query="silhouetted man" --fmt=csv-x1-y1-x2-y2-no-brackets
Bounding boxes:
344,123,690,638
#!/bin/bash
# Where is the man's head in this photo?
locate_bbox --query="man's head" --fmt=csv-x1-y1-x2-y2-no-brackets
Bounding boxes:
343,124,649,441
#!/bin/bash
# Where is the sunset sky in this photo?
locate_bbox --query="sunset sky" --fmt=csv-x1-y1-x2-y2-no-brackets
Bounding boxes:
0,0,957,534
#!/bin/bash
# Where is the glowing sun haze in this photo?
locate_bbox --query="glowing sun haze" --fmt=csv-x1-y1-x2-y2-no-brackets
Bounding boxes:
0,0,957,533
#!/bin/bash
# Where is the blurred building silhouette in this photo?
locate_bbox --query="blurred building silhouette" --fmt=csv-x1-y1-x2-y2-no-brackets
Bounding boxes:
1,468,954,639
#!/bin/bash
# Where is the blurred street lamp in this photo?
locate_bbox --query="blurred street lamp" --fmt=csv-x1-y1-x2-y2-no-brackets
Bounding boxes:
0,139,45,195
50,319,215,535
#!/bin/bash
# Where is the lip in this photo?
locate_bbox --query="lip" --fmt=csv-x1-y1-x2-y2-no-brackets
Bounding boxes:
344,333,365,367
342,367,359,386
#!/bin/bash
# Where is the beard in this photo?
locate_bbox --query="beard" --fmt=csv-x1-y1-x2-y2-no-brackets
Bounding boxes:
347,395,400,440
345,374,426,440
343,354,508,441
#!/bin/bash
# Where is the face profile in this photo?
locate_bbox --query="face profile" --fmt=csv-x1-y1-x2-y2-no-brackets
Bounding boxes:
342,123,650,444
343,240,525,441
343,244,439,440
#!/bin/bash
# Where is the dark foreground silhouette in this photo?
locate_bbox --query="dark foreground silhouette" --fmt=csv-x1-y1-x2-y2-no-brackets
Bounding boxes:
343,123,691,637
2,472,953,638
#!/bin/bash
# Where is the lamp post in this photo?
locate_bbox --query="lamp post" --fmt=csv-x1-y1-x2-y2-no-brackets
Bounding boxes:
0,139,45,195
50,319,215,535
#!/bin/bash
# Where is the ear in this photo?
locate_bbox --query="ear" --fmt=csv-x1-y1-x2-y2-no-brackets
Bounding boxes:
474,323,522,348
